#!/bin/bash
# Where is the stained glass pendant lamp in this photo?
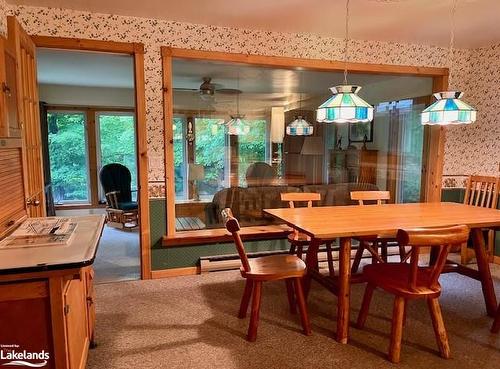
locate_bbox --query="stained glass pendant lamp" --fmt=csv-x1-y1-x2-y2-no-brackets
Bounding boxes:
226,114,250,135
224,74,249,135
317,0,374,124
286,71,314,136
421,0,476,125
286,116,314,135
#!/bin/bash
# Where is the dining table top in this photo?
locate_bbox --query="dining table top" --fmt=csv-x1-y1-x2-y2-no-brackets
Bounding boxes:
264,202,500,239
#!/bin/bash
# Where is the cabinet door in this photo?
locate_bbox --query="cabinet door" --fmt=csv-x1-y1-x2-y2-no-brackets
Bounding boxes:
7,16,45,217
84,267,96,345
64,279,89,369
0,37,21,138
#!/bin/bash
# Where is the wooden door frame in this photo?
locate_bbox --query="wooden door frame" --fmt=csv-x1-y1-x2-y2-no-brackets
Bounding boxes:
33,36,151,279
161,47,449,237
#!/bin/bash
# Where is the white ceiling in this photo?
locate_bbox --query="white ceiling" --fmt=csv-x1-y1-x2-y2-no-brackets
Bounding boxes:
37,48,134,88
12,0,500,48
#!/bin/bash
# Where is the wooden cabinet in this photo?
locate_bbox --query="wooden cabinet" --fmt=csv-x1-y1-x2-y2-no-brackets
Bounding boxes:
64,278,89,369
0,36,21,139
0,267,96,369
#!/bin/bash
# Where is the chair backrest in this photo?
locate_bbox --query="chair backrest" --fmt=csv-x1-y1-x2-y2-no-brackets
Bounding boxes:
350,190,390,205
396,225,469,291
463,175,499,209
222,208,251,272
99,163,133,204
280,192,321,208
245,162,276,187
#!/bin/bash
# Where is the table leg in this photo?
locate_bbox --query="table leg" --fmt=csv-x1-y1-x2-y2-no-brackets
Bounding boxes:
337,237,352,344
471,228,497,317
304,237,321,299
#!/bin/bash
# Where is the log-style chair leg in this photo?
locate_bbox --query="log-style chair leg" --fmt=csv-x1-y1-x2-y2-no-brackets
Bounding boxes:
460,242,470,265
247,281,262,342
285,279,297,314
296,244,303,259
492,305,500,333
398,244,406,262
325,241,335,277
427,298,451,359
357,283,375,328
351,241,365,274
293,278,312,335
388,296,406,363
381,241,388,262
238,279,253,319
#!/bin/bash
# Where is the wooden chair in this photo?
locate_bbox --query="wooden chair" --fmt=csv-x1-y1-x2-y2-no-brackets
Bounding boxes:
492,304,500,333
280,192,335,277
461,175,499,264
222,208,311,342
350,191,406,274
356,225,469,363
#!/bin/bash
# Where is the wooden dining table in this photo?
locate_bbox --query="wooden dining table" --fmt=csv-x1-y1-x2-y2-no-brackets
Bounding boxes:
264,202,500,344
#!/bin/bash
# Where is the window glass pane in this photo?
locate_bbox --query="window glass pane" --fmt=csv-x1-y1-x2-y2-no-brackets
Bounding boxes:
97,113,137,199
238,119,267,187
171,58,434,232
47,112,89,203
194,118,226,198
173,116,186,199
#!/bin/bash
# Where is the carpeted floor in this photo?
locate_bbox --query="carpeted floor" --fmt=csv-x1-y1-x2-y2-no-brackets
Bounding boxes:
87,263,500,369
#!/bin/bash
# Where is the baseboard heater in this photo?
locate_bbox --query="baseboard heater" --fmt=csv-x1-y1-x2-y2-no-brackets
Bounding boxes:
199,244,401,274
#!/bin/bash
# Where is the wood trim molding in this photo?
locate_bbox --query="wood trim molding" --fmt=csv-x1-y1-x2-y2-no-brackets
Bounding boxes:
163,224,291,247
162,47,449,77
32,35,142,54
33,36,152,279
151,266,200,279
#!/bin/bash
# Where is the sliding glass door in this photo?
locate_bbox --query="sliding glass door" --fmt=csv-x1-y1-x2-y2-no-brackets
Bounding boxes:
47,111,90,204
96,112,137,201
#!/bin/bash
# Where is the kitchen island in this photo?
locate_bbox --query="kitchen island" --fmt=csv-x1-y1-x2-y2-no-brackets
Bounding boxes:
0,215,105,369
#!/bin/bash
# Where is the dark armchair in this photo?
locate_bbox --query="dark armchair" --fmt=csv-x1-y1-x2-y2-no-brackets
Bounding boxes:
99,163,139,229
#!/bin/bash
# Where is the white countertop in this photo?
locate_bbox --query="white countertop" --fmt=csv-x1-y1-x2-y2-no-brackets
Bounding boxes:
0,215,105,273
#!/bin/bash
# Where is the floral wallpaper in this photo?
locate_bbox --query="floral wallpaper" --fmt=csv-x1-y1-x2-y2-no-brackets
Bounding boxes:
2,4,498,194
0,0,7,36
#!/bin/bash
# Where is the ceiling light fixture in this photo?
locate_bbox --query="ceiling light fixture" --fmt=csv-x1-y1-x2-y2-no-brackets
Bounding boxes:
224,71,249,135
421,0,476,125
317,0,374,124
287,70,313,136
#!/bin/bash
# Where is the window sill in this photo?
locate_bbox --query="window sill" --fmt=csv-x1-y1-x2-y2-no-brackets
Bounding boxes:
54,203,106,210
162,224,291,247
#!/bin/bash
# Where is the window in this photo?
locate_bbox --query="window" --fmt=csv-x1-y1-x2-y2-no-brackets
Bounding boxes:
97,112,137,200
46,108,136,207
170,57,435,234
47,111,90,204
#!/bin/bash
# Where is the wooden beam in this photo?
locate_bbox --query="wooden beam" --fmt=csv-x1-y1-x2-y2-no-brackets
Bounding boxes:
133,51,152,279
422,75,449,202
162,51,176,236
162,47,449,77
32,36,142,54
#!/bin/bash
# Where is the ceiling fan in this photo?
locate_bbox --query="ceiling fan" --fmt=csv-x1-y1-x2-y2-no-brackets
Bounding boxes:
173,77,242,98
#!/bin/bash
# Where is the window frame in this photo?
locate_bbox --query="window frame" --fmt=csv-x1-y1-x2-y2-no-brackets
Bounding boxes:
162,47,449,244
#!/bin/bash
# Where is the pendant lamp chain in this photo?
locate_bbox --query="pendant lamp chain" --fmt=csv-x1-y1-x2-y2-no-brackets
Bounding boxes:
343,0,350,85
447,0,457,87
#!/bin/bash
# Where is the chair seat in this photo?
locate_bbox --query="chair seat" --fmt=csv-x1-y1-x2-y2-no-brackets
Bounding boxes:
363,263,441,299
241,255,306,281
287,232,311,245
117,201,138,211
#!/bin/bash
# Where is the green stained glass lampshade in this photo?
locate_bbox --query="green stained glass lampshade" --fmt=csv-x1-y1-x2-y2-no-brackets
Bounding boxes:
286,116,313,136
225,114,250,135
317,85,374,124
421,91,477,125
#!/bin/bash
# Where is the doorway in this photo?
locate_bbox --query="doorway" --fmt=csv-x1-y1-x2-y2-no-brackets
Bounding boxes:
37,48,141,283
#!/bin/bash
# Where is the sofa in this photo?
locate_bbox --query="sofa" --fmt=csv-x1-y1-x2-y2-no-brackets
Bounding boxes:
204,182,379,228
